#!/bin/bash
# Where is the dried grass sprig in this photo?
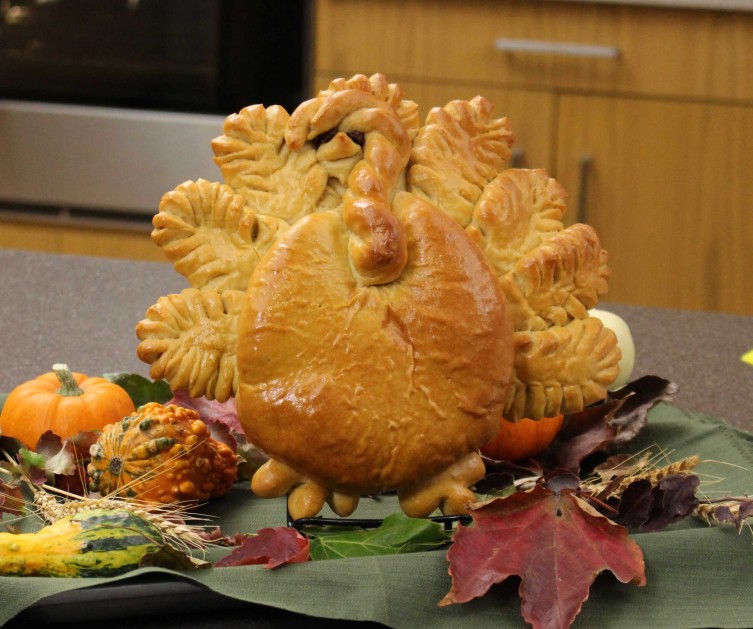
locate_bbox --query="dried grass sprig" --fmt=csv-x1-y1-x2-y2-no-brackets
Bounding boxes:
31,488,213,553
585,451,702,499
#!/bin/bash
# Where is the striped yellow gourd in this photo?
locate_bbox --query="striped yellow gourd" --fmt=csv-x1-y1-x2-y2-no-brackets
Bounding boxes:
0,508,165,577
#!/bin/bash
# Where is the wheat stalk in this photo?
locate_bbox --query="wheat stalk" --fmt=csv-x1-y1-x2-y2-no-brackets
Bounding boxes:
31,489,212,553
2,447,215,555
588,454,701,498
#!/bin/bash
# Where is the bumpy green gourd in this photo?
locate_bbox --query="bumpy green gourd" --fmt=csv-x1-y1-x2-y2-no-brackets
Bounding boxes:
0,508,165,577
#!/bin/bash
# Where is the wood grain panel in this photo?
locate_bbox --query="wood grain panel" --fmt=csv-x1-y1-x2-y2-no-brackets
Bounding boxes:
0,221,165,262
315,0,753,103
555,94,753,315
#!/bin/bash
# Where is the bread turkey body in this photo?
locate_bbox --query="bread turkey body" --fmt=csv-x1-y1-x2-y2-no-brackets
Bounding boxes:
237,192,514,493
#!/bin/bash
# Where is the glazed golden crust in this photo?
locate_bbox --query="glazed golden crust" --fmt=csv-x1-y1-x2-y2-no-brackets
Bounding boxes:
236,192,513,493
409,103,618,420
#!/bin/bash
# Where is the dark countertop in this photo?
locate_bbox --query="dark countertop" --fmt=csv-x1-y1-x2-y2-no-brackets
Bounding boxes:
2,247,751,430
1,247,752,629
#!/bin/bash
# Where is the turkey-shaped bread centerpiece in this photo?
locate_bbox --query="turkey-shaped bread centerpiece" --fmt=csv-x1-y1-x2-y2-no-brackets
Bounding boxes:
136,73,620,520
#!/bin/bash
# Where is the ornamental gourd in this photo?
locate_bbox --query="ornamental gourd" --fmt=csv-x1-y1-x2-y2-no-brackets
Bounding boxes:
0,508,166,578
480,414,566,462
0,364,136,448
87,402,238,504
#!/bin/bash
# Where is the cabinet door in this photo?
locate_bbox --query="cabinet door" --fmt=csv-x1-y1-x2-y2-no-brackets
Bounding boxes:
555,95,753,315
314,0,753,102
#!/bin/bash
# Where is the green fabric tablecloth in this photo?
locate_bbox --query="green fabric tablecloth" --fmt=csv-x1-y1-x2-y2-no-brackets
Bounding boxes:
3,403,753,628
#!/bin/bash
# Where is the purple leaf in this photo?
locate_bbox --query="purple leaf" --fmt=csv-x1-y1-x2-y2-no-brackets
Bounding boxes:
612,479,654,528
640,474,699,532
608,376,678,448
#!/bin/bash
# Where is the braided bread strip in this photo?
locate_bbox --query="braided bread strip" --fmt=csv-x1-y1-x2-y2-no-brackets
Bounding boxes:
287,84,413,285
152,179,288,292
135,288,242,402
505,316,621,420
340,105,412,285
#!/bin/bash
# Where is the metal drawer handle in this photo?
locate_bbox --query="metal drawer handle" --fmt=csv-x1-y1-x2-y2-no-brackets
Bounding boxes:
577,154,593,224
495,37,620,59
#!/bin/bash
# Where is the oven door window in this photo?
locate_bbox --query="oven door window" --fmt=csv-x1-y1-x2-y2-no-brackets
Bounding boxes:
0,0,306,113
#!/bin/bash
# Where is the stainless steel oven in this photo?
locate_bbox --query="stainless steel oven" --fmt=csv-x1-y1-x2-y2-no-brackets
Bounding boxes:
0,0,309,222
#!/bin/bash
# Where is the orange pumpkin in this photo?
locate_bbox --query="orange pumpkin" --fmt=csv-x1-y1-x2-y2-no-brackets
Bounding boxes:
0,364,135,448
480,414,565,461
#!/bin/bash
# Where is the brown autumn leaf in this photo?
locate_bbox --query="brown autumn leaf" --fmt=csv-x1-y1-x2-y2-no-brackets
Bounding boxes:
440,472,646,629
609,474,700,532
547,376,678,472
0,476,25,516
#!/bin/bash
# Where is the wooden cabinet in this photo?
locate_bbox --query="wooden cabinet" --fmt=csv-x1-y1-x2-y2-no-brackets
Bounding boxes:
313,0,753,315
556,95,753,314
0,218,165,263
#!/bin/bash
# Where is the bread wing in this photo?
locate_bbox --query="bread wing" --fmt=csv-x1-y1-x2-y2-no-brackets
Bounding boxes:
409,96,514,225
499,223,611,331
211,104,330,223
506,317,620,419
136,288,242,401
152,179,288,291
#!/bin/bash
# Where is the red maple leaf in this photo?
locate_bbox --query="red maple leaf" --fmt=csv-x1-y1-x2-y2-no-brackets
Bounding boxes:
440,473,646,629
214,526,310,569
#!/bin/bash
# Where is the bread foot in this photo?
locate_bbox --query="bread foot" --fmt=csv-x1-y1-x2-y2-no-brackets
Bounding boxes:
397,451,486,518
251,458,360,520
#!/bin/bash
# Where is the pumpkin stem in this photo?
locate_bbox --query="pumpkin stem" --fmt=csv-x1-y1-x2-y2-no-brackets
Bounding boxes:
52,363,85,397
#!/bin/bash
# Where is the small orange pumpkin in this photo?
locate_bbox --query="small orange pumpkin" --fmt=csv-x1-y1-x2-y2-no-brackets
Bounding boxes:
0,364,135,448
480,414,565,462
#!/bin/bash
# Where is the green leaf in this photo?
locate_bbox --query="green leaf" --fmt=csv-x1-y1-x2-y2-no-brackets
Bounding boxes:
104,372,172,407
18,447,46,471
307,513,452,561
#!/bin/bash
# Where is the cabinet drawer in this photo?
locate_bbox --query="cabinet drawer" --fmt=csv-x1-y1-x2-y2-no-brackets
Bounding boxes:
315,0,753,103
